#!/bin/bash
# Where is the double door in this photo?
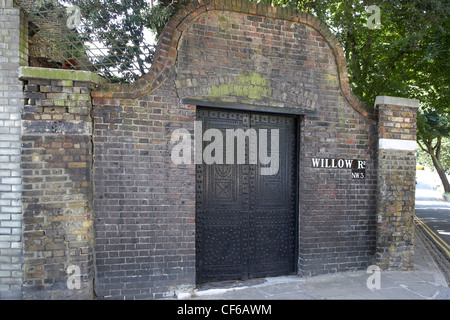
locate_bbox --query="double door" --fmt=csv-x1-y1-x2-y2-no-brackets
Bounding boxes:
196,108,298,283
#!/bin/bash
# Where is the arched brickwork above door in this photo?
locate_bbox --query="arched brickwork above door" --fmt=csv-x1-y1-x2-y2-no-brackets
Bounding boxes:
92,0,374,119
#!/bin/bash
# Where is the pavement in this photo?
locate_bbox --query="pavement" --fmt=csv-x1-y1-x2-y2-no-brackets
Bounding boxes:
172,231,449,300
167,169,450,301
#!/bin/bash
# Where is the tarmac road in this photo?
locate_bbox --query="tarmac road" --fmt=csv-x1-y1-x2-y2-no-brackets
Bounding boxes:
415,169,450,251
415,169,450,284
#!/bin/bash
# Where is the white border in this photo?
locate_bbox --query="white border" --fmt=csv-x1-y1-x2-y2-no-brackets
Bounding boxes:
379,138,417,151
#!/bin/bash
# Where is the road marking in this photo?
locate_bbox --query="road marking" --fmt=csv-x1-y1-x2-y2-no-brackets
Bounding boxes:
414,215,450,259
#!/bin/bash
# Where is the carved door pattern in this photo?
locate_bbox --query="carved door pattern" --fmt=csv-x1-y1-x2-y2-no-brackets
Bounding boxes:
196,108,297,284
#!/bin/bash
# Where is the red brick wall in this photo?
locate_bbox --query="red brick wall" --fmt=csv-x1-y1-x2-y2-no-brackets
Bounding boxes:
92,82,196,299
21,78,94,299
375,98,419,270
174,8,378,276
16,0,420,301
92,1,377,299
19,0,378,300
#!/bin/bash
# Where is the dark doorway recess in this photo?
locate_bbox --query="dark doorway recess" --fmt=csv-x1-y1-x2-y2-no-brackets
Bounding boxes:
196,107,298,284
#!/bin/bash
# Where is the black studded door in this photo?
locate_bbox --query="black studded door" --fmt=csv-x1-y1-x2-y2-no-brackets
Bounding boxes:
196,108,297,284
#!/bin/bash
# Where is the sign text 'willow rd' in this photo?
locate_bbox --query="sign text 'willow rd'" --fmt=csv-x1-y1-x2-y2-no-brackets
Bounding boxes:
311,158,366,179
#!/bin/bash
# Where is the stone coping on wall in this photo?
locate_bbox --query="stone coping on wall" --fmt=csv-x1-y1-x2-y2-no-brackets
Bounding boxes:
375,96,420,109
375,95,420,151
18,66,107,84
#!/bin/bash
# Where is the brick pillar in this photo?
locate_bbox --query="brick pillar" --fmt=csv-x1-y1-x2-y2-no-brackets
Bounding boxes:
0,0,27,299
19,67,102,299
375,96,420,270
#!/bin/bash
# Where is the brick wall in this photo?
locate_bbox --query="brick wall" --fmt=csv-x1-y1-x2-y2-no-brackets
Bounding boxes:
20,69,97,299
0,0,26,299
7,0,419,300
92,80,196,299
91,1,377,299
174,8,378,276
376,96,419,270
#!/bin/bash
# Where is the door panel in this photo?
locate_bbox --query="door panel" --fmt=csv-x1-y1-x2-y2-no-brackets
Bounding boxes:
196,108,297,284
249,114,297,278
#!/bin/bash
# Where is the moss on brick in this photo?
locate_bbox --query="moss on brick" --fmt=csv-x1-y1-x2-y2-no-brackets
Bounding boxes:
209,72,272,100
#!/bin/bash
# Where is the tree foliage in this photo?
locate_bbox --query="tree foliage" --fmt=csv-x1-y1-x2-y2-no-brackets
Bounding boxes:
48,0,187,82
64,0,155,82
